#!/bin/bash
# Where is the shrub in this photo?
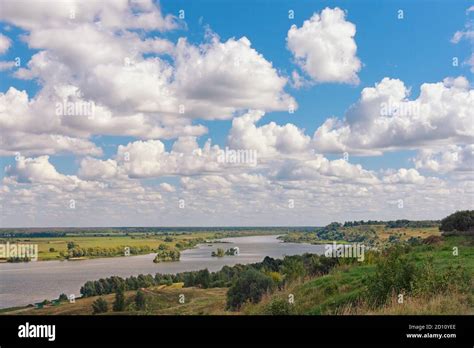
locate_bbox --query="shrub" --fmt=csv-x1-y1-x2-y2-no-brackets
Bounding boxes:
407,237,422,246
388,235,400,244
267,271,283,285
413,260,471,296
92,297,108,314
153,248,180,263
67,241,76,250
365,248,417,307
226,268,274,310
365,246,471,308
211,248,225,257
264,298,293,315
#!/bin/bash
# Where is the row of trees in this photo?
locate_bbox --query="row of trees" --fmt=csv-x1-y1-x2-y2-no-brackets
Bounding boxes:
62,241,154,259
6,256,31,262
80,253,340,310
315,223,345,240
63,239,203,260
81,274,157,297
0,232,67,238
62,245,153,258
386,220,439,229
91,289,147,314
314,222,376,243
342,219,440,228
343,220,384,227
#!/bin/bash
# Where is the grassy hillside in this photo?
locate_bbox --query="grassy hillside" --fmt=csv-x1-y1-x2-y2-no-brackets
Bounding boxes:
5,284,228,315
243,235,473,315
4,233,472,316
279,224,441,247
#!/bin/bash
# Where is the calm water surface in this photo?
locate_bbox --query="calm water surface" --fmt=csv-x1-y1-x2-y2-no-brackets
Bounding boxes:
0,235,324,308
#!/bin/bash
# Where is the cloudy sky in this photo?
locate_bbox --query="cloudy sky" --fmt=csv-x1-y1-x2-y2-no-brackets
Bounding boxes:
0,0,473,227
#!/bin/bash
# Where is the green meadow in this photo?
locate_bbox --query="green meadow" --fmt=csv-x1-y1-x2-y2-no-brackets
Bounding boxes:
2,212,473,315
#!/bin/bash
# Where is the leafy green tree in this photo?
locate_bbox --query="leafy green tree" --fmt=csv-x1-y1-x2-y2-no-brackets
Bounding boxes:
126,276,138,290
326,222,343,230
135,290,146,310
137,274,153,288
113,288,126,312
226,268,274,310
440,210,474,233
80,281,97,297
281,257,306,282
99,278,112,294
109,276,126,293
92,297,108,314
66,241,77,250
195,269,211,288
183,272,196,287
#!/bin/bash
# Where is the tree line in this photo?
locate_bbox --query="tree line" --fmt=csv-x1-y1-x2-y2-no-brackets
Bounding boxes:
342,219,439,228
80,253,341,311
62,243,153,258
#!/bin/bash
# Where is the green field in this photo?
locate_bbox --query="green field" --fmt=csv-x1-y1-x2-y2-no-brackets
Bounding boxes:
0,229,280,261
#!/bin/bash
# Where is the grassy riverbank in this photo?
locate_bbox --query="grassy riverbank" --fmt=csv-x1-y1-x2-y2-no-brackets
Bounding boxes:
243,235,473,315
3,233,472,316
0,229,282,261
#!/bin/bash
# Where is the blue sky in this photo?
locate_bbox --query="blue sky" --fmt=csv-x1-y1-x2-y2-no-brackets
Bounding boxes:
2,0,471,175
0,0,472,226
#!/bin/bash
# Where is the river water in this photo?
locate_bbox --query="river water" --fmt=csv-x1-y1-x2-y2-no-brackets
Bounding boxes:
0,235,325,308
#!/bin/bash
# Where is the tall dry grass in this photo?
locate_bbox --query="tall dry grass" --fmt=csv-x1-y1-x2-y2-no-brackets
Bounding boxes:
331,292,473,315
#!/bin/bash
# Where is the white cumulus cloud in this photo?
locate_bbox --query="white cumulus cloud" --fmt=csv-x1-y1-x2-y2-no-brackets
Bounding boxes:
287,7,361,84
0,33,11,54
313,76,474,155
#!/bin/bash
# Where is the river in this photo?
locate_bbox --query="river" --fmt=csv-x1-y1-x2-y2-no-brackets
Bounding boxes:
0,235,325,309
